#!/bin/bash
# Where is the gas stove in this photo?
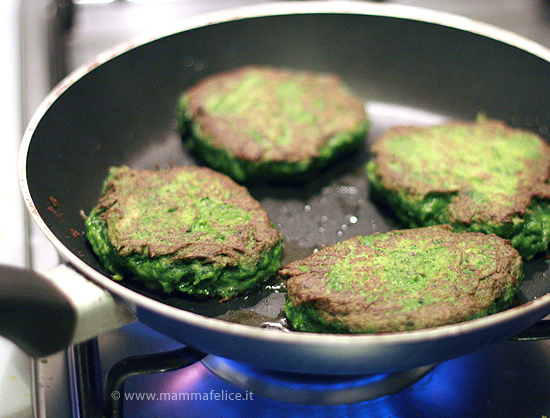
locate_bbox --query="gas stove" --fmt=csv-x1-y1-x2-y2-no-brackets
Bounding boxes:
15,1,550,417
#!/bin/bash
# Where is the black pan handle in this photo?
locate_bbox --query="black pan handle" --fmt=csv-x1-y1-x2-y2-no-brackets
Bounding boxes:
0,265,75,357
510,320,550,341
0,264,136,358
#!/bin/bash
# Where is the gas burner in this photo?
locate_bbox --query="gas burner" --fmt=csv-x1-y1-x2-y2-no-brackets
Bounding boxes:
64,321,550,418
98,343,435,417
201,355,435,405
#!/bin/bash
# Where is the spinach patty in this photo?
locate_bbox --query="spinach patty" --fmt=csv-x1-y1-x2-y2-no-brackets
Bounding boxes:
366,117,550,259
177,66,369,183
281,226,522,334
85,166,282,299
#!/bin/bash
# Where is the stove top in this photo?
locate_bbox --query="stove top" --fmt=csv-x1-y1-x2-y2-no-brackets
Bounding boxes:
17,1,550,417
88,322,550,418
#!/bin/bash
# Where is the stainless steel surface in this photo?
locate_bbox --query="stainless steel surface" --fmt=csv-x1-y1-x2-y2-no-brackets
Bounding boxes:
18,0,550,417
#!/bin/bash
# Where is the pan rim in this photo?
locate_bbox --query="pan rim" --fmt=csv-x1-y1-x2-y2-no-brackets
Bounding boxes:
18,0,550,349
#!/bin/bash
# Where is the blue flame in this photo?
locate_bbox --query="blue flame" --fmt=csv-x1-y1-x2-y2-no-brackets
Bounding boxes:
122,350,490,418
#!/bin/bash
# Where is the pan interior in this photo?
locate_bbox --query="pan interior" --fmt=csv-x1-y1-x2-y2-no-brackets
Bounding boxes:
23,10,550,328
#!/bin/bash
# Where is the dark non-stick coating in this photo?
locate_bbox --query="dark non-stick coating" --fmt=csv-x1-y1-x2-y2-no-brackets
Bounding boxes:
21,3,550,373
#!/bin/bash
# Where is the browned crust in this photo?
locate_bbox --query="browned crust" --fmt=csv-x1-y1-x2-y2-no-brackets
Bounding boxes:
97,166,280,265
281,226,521,332
370,119,550,224
183,66,367,163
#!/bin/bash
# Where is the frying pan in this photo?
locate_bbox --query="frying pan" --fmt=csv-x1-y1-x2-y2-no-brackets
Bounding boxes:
7,1,550,375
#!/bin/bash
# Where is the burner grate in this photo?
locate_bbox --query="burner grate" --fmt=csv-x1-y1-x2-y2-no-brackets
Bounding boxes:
71,338,435,418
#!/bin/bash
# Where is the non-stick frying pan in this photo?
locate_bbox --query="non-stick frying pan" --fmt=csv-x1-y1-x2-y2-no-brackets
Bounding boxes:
6,1,550,375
